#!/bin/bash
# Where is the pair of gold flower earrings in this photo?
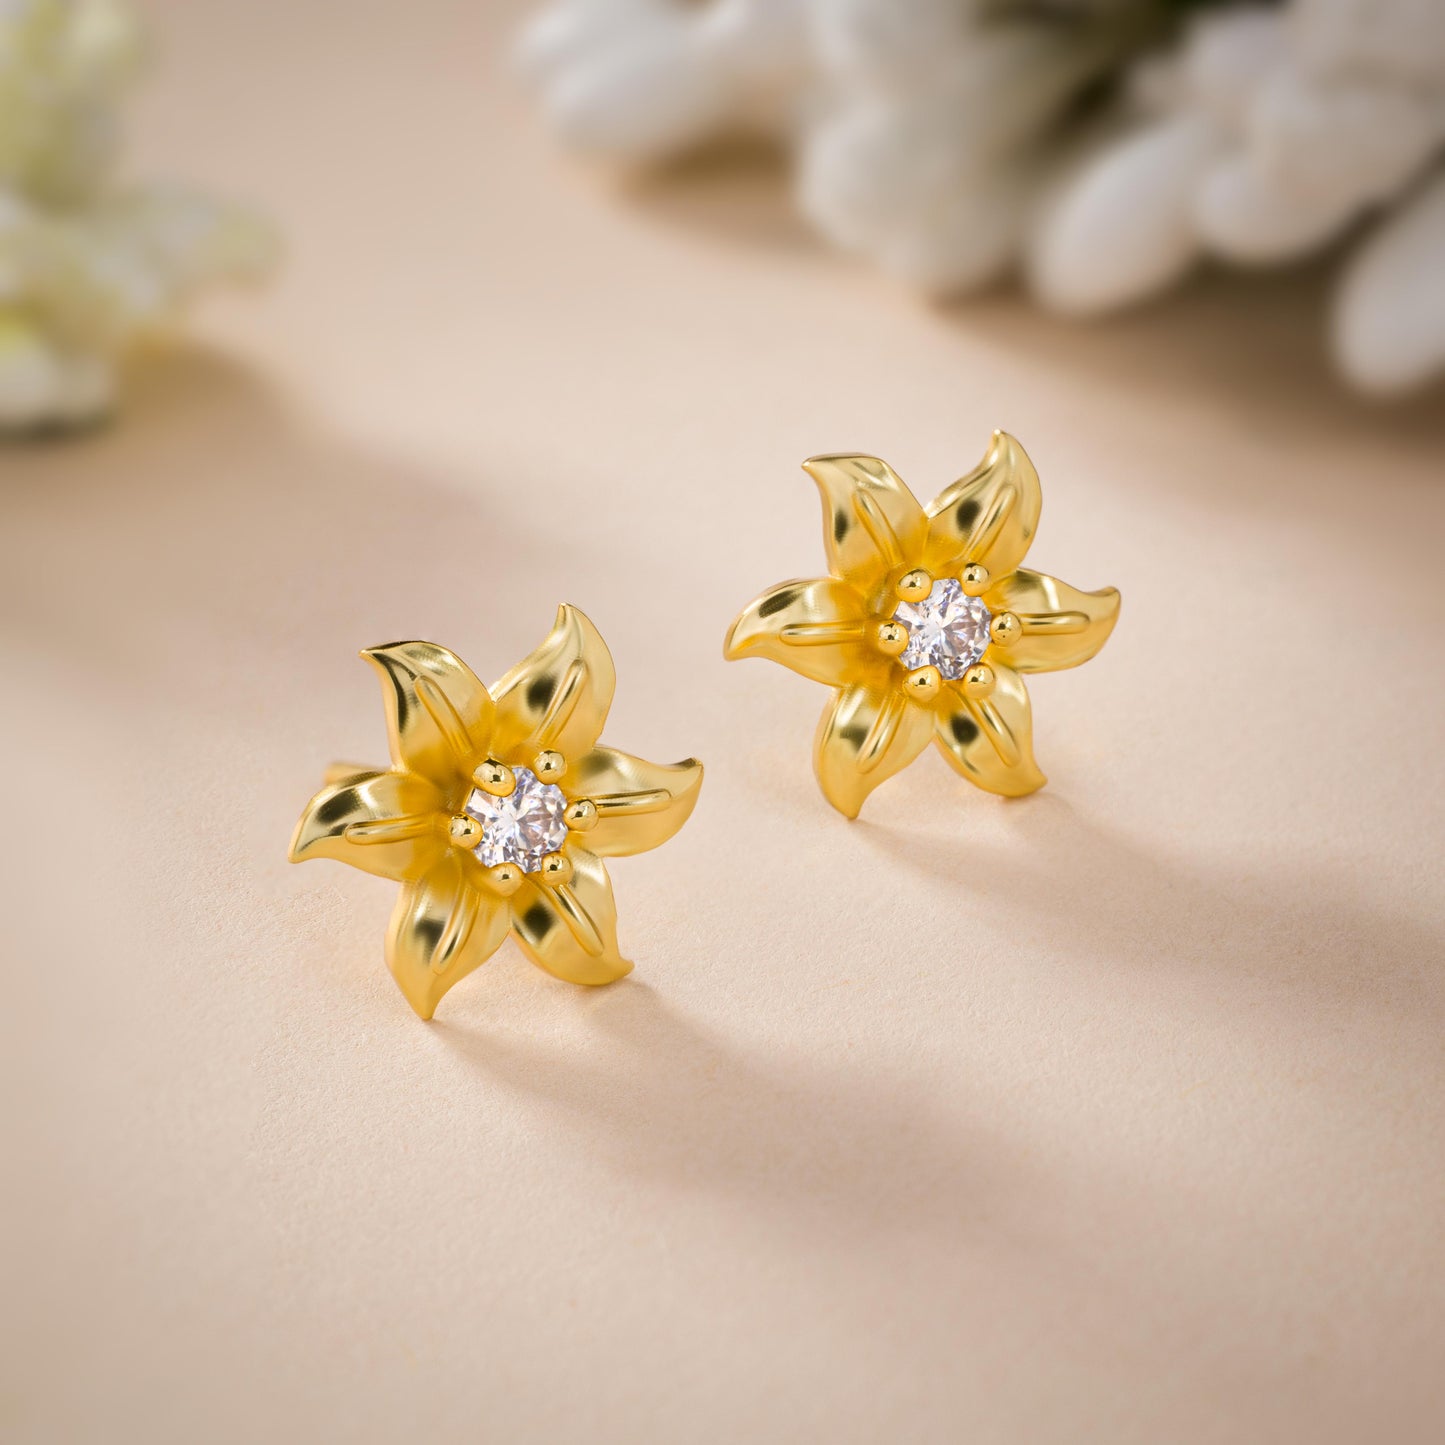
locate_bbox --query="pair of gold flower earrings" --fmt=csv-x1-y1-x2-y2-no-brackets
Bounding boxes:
289,432,1120,1019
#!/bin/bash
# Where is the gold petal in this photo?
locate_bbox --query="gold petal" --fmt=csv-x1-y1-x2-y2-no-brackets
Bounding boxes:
932,664,1046,797
986,569,1121,674
723,576,889,688
813,683,934,819
924,430,1042,580
509,848,632,986
802,454,929,600
362,642,496,792
489,605,616,766
385,853,511,1019
288,769,445,882
565,747,704,858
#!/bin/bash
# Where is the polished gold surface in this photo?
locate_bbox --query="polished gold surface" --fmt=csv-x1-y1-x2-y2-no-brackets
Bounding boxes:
473,759,516,797
962,664,996,700
905,665,942,701
961,563,991,596
447,814,483,849
533,749,566,783
896,569,932,603
564,797,598,832
725,431,1120,817
539,852,573,887
289,607,704,1018
875,620,909,657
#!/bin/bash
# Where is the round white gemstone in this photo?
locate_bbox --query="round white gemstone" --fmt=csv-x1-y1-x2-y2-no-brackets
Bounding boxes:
894,578,992,679
465,766,568,872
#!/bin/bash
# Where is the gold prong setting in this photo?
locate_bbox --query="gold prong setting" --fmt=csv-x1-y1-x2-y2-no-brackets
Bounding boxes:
533,749,566,783
463,763,570,875
447,814,483,849
895,568,932,603
962,664,995,700
989,611,1020,646
565,797,597,832
875,620,908,657
889,574,993,685
904,665,942,701
473,759,516,797
538,852,573,887
484,861,523,898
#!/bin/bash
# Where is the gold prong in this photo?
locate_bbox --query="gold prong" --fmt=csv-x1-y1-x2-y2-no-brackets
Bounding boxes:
538,852,573,887
565,798,598,832
963,664,995,699
875,620,909,657
473,759,515,797
904,665,941,701
961,563,990,596
533,749,566,783
989,611,1020,646
484,861,523,897
896,569,932,603
447,814,482,850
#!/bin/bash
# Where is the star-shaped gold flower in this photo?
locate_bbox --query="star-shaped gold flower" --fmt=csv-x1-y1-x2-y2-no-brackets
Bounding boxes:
289,606,703,1019
724,431,1119,817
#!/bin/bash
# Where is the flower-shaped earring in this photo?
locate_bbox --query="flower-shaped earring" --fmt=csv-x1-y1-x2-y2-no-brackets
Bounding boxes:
724,431,1119,817
289,606,703,1019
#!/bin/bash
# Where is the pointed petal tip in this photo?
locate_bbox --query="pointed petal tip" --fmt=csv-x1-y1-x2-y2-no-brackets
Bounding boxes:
359,641,424,671
406,995,438,1022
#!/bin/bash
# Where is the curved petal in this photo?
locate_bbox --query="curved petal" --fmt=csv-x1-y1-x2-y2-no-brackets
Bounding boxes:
565,747,704,858
489,605,616,766
933,664,1045,797
986,569,1120,674
813,683,933,819
288,768,445,882
510,848,632,986
924,430,1042,580
802,454,928,601
362,642,496,792
723,576,889,688
385,853,511,1019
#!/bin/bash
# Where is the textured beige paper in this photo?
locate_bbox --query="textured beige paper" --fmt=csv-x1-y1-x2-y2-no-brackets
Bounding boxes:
3,3,1443,1442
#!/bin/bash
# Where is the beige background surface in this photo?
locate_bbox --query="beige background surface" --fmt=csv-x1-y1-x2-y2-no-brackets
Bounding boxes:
4,3,1445,1442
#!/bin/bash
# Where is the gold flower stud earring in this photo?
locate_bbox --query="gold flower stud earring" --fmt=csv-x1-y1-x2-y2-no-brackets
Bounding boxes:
724,431,1119,818
289,606,703,1019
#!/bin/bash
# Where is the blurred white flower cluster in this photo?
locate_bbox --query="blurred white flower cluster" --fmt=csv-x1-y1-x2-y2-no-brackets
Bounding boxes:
0,0,274,434
519,0,1445,397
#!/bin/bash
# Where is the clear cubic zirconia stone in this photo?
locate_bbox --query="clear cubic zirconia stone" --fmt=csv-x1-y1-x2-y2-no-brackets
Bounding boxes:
465,766,569,872
894,578,992,680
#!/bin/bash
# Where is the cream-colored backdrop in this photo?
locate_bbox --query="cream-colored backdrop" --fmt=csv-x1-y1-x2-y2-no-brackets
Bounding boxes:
3,3,1443,1442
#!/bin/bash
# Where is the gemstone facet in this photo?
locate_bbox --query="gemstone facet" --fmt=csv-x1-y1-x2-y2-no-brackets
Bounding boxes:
465,766,568,872
894,578,992,680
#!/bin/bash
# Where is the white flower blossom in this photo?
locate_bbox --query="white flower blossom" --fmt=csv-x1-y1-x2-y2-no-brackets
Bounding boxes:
520,0,1444,396
1029,0,1445,394
0,0,274,434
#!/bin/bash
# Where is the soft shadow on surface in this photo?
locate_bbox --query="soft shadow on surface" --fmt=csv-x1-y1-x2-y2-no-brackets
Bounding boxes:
615,138,816,255
863,791,1444,1020
435,980,1027,1244
608,157,1445,450
949,261,1445,454
0,346,572,691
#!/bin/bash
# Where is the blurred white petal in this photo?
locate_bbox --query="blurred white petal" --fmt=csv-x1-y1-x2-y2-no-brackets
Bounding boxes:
1029,115,1218,315
1332,168,1445,396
